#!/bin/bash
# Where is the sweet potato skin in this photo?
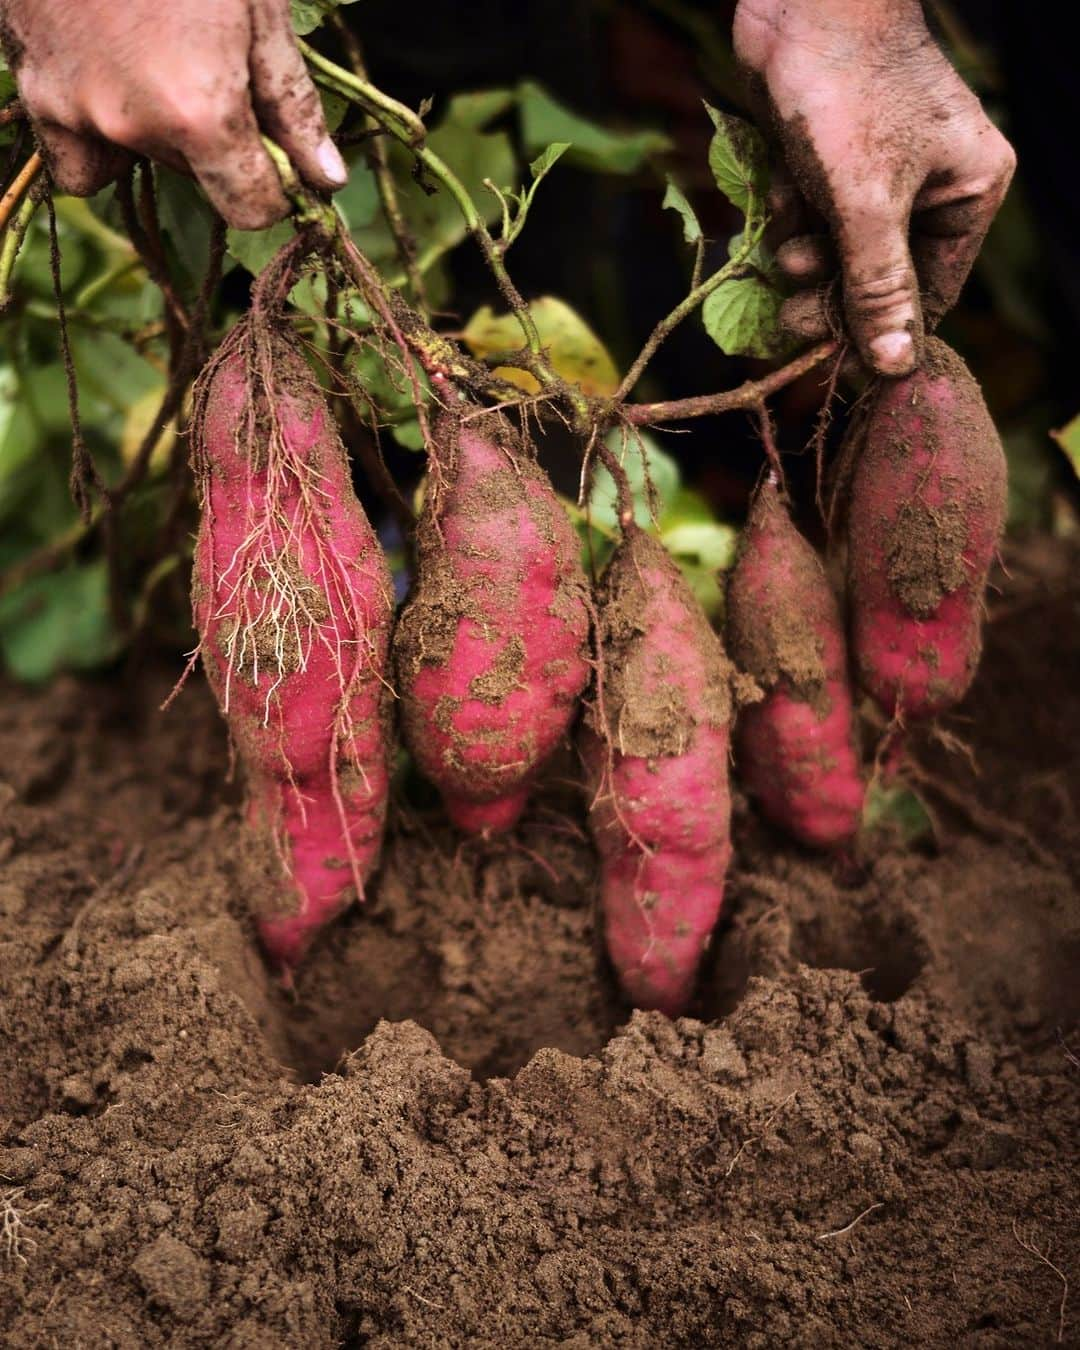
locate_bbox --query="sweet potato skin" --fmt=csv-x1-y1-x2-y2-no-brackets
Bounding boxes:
727,479,864,848
848,338,1007,720
394,408,591,833
193,325,393,968
581,526,732,1016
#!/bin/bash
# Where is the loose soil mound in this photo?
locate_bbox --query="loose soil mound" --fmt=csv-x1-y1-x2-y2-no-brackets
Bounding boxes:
1,539,1077,1348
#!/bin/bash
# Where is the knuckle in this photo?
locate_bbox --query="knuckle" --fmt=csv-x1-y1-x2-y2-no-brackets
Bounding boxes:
841,181,901,225
844,267,914,311
87,105,141,149
159,91,235,150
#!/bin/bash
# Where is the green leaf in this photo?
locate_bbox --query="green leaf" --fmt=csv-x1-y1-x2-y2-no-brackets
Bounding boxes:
70,331,161,415
861,781,935,847
588,429,682,532
660,519,738,572
226,221,295,277
529,142,571,181
444,89,515,131
391,418,427,451
334,161,379,230
153,169,218,296
0,561,123,683
660,516,738,620
351,115,515,275
1050,413,1080,482
0,368,41,523
518,81,670,175
704,104,769,218
728,229,782,284
290,0,359,36
319,85,349,133
662,178,702,246
347,343,430,424
702,274,784,358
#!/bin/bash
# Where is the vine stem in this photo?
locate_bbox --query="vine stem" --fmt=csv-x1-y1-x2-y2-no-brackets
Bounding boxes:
622,339,839,424
328,14,426,306
0,150,41,232
614,221,766,402
0,191,38,307
300,42,546,365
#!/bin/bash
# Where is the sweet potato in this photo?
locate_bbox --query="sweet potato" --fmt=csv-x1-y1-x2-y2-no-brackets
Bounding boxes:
192,321,394,969
848,337,1007,720
580,525,733,1016
727,477,864,848
394,407,591,832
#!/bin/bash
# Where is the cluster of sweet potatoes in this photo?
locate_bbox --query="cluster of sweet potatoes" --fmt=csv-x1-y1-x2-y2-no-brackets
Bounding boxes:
192,320,1005,1012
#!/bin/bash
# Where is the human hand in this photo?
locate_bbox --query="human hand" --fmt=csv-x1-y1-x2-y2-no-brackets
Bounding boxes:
0,0,347,229
733,0,1015,375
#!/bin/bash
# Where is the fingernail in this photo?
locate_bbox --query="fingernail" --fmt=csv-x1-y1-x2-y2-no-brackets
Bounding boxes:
869,330,914,375
316,137,348,187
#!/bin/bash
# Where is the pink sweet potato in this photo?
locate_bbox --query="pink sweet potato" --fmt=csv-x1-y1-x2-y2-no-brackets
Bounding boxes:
580,525,733,1016
393,407,591,833
192,321,394,969
727,478,864,848
848,338,1007,721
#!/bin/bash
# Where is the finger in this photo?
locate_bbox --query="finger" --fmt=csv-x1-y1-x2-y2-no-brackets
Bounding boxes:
833,186,921,376
32,121,130,197
911,135,1016,329
775,234,835,287
173,102,291,231
249,0,348,193
779,289,832,343
763,164,808,252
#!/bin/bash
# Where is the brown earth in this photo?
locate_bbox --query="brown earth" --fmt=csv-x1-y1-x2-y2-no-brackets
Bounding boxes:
1,537,1078,1348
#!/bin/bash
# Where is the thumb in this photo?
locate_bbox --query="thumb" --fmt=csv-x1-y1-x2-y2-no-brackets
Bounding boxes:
834,186,922,376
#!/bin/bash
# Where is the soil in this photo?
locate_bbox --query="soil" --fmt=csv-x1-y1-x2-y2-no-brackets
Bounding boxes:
1,537,1078,1348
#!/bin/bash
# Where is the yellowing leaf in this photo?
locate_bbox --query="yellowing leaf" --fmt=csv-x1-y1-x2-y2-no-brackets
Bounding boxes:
120,385,181,477
462,297,619,397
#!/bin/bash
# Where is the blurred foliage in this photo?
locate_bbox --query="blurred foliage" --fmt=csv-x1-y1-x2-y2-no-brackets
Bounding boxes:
860,778,936,849
575,429,737,619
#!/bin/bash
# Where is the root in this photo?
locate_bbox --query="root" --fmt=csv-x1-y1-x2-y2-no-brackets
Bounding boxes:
1,1188,47,1266
907,762,1058,870
1012,1218,1069,1344
755,402,785,489
816,1201,885,1241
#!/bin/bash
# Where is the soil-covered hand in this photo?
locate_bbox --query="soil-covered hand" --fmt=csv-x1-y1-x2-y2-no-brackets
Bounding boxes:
0,0,347,229
733,0,1015,375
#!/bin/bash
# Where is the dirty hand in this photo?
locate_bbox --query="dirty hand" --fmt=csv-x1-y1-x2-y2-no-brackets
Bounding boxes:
0,0,347,229
733,0,1016,375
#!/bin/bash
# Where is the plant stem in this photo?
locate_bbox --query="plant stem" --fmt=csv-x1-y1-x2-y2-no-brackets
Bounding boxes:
0,192,38,308
0,150,41,232
74,255,144,311
329,15,426,306
301,44,545,363
614,222,765,402
299,39,426,143
622,339,838,424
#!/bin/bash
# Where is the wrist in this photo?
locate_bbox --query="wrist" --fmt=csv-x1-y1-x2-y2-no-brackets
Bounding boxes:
734,0,928,67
